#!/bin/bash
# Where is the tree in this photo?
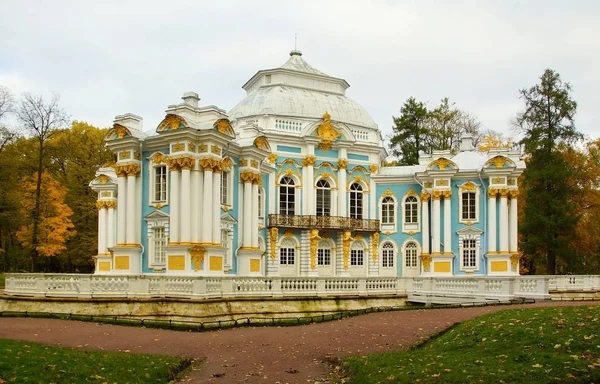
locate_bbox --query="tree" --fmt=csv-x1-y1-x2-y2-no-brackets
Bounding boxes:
16,93,69,271
516,69,582,274
16,171,75,260
425,98,463,152
390,97,429,165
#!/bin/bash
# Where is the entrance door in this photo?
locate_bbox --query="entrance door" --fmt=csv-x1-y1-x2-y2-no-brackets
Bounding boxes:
403,241,420,277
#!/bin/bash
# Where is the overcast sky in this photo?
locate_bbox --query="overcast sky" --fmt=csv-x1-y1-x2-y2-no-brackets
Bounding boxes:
1,0,598,143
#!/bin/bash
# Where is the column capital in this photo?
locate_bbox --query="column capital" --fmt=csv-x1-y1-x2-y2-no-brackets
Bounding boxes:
442,190,452,199
116,163,140,177
96,201,108,210
302,155,317,167
337,158,349,169
509,189,520,199
499,188,509,197
420,191,431,202
267,153,278,164
240,170,262,185
488,188,498,198
199,157,221,172
369,164,379,174
432,190,443,200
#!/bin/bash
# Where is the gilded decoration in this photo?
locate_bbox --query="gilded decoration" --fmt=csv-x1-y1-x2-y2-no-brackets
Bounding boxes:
337,158,349,169
269,227,278,261
342,231,354,270
251,159,259,168
369,164,379,174
106,123,132,140
213,118,235,137
509,189,520,199
267,153,278,164
510,254,520,271
485,156,513,169
371,233,379,264
115,164,141,177
428,158,455,171
119,151,131,160
508,178,516,186
309,229,321,270
405,188,417,197
302,155,317,167
284,169,295,176
221,157,233,170
211,145,221,155
488,188,498,198
499,188,510,197
101,191,111,197
98,175,109,184
253,136,271,152
420,191,431,202
424,181,433,188
190,245,205,271
318,140,334,151
462,181,476,191
240,170,262,185
354,234,364,240
172,142,185,153
96,200,117,210
283,230,294,237
166,156,195,171
432,190,443,200
442,190,452,199
382,188,394,197
436,179,449,187
240,159,248,167
199,157,222,172
198,143,207,152
315,112,342,141
150,153,166,164
492,177,505,184
157,114,186,131
134,151,141,160
421,254,432,272
319,171,331,180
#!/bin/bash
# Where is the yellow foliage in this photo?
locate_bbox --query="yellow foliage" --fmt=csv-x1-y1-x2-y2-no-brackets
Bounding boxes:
478,135,513,152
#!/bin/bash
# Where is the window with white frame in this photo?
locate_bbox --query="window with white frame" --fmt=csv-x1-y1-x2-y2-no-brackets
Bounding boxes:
404,196,418,224
279,238,296,265
382,241,395,268
152,227,166,265
221,170,230,206
457,227,482,271
350,241,364,266
317,239,332,266
316,179,331,216
404,241,418,268
459,182,480,224
350,183,363,219
153,165,167,203
381,196,395,225
279,176,295,215
258,187,264,218
462,239,477,268
462,192,476,220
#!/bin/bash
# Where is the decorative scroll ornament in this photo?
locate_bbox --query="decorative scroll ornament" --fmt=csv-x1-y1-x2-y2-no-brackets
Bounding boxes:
190,245,205,271
302,155,317,167
442,190,452,199
462,181,476,191
315,112,342,141
424,181,433,188
115,164,141,177
221,157,233,170
369,164,379,174
428,157,456,170
172,142,185,153
105,123,132,140
240,170,262,185
198,143,207,152
157,114,186,131
269,227,278,261
382,188,394,197
96,200,117,210
134,151,141,160
510,254,520,271
101,191,111,197
405,188,417,197
211,145,221,155
508,178,516,186
240,159,248,167
420,191,431,202
253,136,271,152
199,157,222,172
337,158,348,169
342,231,354,271
213,118,235,137
284,168,295,176
318,140,334,151
432,190,443,200
509,189,520,199
309,229,321,270
267,153,278,164
98,175,110,184
436,179,449,186
421,254,432,272
319,171,331,179
487,188,498,198
251,159,258,168
166,156,195,171
492,177,505,184
371,232,380,264
119,151,131,160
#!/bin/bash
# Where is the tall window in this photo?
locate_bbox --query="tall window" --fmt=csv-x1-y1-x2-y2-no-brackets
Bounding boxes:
279,177,295,215
350,242,364,266
258,187,264,218
316,179,331,216
462,192,476,220
154,165,167,202
317,240,332,266
404,196,418,224
221,229,228,248
221,170,230,205
405,241,418,268
382,241,394,268
152,227,166,265
381,197,395,224
279,238,295,265
462,239,477,268
350,183,363,219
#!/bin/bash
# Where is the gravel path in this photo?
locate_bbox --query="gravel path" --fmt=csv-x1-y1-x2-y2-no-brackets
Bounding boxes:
0,300,597,383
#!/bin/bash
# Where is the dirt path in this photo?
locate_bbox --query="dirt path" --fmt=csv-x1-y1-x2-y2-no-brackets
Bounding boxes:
0,301,597,383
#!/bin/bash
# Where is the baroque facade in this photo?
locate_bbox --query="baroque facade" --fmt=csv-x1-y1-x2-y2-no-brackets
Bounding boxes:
90,50,524,278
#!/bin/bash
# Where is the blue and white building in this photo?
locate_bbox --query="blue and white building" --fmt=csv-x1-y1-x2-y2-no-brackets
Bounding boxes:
90,50,524,279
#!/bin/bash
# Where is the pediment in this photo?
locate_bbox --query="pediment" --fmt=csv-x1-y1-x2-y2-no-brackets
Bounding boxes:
144,210,170,220
456,226,484,236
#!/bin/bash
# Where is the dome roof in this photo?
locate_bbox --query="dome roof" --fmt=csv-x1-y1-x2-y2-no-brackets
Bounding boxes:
451,150,489,170
228,51,377,129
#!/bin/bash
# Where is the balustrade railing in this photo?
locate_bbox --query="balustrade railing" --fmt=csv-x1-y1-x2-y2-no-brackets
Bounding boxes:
268,214,380,232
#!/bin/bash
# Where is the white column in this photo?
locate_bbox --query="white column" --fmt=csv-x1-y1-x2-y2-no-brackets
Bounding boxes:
117,175,127,245
243,181,252,247
201,169,212,243
180,168,191,243
488,190,497,254
306,163,314,215
135,176,141,244
443,191,452,254
302,165,308,215
338,165,347,217
509,191,518,253
331,189,338,216
499,189,509,253
369,178,377,219
251,182,259,248
107,205,115,249
197,170,204,242
212,171,221,245
432,193,441,254
98,206,107,254
421,194,430,254
191,169,199,243
126,174,136,245
170,170,180,244
268,172,275,216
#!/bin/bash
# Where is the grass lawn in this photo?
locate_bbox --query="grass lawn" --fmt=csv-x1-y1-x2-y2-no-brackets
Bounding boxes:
0,274,4,289
343,305,600,383
0,339,190,383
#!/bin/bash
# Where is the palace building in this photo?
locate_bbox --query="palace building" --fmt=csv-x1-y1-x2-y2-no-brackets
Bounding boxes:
90,50,524,278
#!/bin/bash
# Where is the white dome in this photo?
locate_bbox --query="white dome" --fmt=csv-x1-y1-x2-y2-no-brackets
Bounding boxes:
228,51,377,130
451,150,489,170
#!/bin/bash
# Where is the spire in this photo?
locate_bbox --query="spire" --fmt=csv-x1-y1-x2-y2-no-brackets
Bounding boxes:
290,33,302,56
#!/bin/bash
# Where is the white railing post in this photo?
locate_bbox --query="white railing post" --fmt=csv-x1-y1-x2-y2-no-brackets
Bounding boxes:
222,277,234,297
193,278,206,297
271,277,282,297
80,275,91,298
358,278,367,296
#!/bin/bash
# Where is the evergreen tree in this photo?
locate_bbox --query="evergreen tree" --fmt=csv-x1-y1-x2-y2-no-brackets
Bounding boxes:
517,69,582,274
390,97,429,165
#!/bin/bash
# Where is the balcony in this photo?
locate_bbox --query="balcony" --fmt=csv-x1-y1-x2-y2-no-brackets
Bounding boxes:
268,214,380,232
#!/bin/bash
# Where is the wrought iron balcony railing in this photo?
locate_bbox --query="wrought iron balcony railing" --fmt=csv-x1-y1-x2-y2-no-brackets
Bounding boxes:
268,214,380,232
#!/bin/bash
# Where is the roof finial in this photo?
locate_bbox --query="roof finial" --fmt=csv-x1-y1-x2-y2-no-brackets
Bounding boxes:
290,34,302,56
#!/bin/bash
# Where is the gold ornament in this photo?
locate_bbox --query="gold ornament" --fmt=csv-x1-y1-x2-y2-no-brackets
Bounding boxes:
510,254,520,271
337,159,349,169
267,153,278,164
157,114,186,131
371,232,379,264
119,151,131,160
369,164,379,174
302,155,317,167
315,112,342,141
150,152,166,164
342,231,354,271
253,136,271,151
309,229,321,270
214,118,234,136
211,145,221,155
421,254,432,272
509,189,520,199
420,191,431,202
190,245,205,271
172,142,185,153
382,188,394,197
269,227,278,261
462,181,476,191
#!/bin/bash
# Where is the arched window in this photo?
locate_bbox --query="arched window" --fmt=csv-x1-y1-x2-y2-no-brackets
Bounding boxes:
279,176,295,216
405,241,418,268
279,238,296,265
317,239,332,266
404,196,418,224
316,179,331,216
350,241,364,266
382,241,394,268
350,183,363,219
381,196,395,224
